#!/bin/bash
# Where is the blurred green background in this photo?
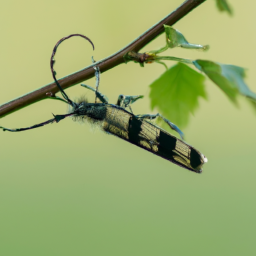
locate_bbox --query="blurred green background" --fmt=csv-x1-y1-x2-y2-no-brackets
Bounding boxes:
0,1,256,255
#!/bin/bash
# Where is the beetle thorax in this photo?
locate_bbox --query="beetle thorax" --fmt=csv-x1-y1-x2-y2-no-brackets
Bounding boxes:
75,102,89,115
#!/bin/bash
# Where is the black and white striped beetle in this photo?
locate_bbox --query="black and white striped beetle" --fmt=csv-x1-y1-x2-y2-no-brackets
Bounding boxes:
0,34,207,173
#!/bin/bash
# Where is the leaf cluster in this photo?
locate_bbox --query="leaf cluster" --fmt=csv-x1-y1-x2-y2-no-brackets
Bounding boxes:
126,21,256,131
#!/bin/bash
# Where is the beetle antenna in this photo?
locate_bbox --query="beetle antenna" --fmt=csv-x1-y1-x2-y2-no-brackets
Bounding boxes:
0,113,75,132
50,34,95,106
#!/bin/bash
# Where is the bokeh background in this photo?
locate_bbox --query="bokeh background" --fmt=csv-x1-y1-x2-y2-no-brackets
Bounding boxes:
0,1,256,255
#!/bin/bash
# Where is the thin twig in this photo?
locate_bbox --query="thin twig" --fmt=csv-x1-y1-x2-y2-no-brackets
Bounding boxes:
0,0,206,118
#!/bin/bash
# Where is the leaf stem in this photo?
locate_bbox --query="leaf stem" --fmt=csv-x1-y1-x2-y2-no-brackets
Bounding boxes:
149,42,169,54
154,56,194,64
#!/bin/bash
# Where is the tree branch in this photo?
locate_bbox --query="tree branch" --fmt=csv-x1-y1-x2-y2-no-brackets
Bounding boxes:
0,0,206,118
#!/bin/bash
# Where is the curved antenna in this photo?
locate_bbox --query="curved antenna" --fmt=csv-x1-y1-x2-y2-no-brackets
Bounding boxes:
50,34,95,106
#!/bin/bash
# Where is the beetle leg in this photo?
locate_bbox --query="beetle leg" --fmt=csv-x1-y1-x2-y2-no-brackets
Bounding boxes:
80,84,108,104
135,113,184,140
116,95,143,114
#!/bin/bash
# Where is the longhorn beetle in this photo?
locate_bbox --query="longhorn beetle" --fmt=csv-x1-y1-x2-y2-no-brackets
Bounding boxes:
0,34,207,173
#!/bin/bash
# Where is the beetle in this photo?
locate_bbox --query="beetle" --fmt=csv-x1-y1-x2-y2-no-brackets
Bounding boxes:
0,34,207,173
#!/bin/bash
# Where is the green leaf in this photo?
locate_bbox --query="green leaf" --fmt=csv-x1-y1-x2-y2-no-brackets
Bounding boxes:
163,25,209,51
216,0,233,15
149,63,207,129
193,60,256,105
